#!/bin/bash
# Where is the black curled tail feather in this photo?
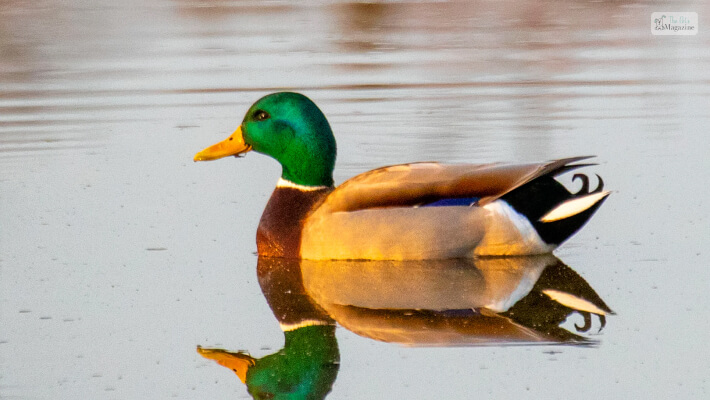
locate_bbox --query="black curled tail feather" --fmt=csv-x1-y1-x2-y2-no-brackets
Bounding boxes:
501,169,608,246
573,173,605,196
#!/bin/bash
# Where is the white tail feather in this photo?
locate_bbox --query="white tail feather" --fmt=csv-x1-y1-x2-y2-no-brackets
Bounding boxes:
542,289,608,315
540,191,610,223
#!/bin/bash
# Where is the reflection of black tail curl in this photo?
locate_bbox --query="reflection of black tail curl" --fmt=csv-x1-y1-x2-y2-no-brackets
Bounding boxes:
575,312,592,332
574,312,607,334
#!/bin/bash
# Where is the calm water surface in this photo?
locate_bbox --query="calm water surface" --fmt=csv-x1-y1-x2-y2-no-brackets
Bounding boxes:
1,1,709,399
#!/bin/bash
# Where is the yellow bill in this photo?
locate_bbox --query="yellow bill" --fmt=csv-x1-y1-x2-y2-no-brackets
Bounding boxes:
194,126,252,161
197,346,256,383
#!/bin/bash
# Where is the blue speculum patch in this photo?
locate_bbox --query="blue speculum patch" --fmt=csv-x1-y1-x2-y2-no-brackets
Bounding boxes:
422,197,480,207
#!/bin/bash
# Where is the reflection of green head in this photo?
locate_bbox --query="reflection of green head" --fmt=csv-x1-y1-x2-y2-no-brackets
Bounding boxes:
199,324,339,400
247,325,339,400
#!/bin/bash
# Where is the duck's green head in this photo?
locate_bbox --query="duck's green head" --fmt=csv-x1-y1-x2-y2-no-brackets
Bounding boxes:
194,92,337,187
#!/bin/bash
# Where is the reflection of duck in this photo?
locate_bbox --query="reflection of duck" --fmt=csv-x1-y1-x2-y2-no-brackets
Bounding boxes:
199,256,612,395
198,258,339,400
299,255,612,345
194,92,610,260
198,256,611,398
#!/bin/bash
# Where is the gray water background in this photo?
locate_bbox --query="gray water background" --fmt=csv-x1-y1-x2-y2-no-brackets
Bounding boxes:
1,1,710,398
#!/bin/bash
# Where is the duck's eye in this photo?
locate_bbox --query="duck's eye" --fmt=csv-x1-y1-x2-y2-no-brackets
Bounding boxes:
254,110,270,121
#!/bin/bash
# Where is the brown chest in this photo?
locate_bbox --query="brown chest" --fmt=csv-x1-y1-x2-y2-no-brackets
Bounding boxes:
256,187,330,258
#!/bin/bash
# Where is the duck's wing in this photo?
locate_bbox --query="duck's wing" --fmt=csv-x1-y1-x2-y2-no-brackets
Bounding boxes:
300,157,602,260
323,156,595,212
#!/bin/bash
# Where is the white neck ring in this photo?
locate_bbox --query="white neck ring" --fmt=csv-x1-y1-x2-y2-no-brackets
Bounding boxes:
276,177,329,191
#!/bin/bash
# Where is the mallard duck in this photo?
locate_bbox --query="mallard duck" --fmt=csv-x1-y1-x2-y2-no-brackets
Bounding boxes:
194,92,609,260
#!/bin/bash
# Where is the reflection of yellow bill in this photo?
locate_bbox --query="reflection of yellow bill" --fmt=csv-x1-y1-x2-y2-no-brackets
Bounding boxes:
197,346,255,383
194,126,252,162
